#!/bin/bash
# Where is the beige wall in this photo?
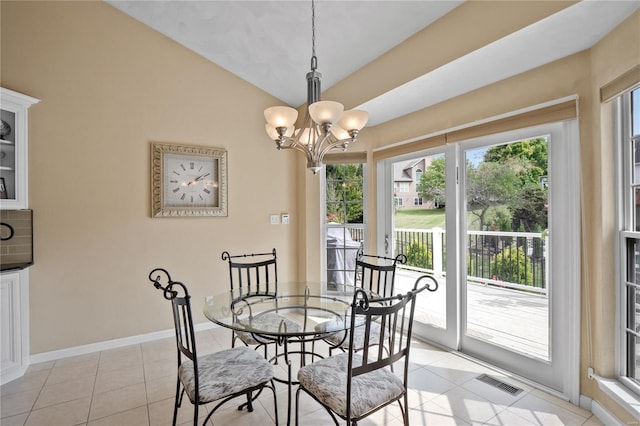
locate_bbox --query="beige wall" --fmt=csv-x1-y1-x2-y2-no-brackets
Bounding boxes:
1,1,298,353
2,0,639,421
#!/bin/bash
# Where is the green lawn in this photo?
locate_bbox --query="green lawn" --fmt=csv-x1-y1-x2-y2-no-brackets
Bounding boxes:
394,208,445,229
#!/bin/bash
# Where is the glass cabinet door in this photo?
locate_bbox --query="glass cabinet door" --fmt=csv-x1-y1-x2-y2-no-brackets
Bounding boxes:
0,88,40,210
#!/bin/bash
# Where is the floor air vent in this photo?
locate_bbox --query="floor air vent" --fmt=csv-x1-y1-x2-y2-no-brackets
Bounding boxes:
476,374,523,396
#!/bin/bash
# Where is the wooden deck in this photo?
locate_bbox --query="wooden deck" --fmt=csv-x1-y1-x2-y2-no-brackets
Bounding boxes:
394,269,550,360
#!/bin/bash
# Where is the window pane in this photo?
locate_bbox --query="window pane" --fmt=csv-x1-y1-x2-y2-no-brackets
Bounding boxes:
634,188,640,231
325,164,365,289
632,88,639,137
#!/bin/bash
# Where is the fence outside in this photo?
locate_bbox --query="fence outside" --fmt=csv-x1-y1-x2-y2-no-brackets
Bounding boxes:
394,228,548,295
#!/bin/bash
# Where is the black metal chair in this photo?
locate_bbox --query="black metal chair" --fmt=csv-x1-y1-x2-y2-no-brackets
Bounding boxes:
221,249,280,355
318,251,407,355
296,275,438,426
148,268,278,426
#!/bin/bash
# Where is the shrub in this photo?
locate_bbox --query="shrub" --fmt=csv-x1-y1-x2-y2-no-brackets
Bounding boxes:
406,242,432,269
490,244,533,285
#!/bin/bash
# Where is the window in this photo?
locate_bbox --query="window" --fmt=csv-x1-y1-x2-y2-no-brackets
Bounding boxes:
617,86,640,391
396,182,410,193
395,197,403,207
415,168,423,182
324,164,365,291
414,197,423,206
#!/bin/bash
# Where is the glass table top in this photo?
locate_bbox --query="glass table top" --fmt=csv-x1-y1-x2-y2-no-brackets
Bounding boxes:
203,285,374,337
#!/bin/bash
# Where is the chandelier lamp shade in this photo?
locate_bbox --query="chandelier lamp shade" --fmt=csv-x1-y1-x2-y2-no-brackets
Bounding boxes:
264,0,368,174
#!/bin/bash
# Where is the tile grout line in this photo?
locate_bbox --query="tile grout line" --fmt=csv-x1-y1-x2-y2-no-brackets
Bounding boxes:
23,361,54,425
139,343,152,426
84,350,101,425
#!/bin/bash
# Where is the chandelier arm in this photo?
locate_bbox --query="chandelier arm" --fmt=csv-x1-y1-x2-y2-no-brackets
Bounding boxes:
317,137,353,159
275,137,315,157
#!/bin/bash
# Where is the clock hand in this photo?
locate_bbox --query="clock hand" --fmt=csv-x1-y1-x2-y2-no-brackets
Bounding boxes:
194,172,210,182
187,172,210,186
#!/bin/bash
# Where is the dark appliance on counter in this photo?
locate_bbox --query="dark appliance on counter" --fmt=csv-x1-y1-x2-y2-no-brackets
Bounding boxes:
0,209,33,271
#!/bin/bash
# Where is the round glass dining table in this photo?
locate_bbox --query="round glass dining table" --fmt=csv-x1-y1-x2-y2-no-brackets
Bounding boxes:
203,285,375,425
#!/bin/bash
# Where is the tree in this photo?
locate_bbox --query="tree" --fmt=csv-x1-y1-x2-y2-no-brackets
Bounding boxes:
466,158,526,230
510,185,548,231
325,164,364,223
484,138,548,187
417,157,445,207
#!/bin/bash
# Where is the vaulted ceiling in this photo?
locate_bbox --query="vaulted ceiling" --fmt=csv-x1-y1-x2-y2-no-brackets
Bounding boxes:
107,1,639,126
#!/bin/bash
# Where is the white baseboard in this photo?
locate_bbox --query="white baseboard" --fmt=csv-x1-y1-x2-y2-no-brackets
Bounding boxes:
30,321,219,365
589,398,623,426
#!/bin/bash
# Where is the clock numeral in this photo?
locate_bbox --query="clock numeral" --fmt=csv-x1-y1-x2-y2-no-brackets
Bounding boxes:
190,195,194,203
203,188,211,194
199,194,204,200
172,187,180,193
180,164,186,171
169,180,178,184
172,171,180,176
198,165,203,172
180,193,186,200
190,162,194,170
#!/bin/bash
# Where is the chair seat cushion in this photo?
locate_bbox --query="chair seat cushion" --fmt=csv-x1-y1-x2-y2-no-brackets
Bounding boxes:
316,318,381,350
297,352,404,419
179,346,274,404
236,311,301,345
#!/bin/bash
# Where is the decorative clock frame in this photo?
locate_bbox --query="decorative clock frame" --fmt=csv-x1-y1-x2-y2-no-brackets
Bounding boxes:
151,142,228,217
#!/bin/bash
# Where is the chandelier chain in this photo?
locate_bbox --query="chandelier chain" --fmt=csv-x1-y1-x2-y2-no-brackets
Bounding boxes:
311,0,317,70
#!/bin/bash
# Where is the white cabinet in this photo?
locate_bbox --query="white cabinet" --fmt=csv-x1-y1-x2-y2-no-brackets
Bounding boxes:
1,270,30,383
0,88,39,210
0,88,38,384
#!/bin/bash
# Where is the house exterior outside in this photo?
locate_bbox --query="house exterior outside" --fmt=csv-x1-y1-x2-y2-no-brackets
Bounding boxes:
393,157,436,209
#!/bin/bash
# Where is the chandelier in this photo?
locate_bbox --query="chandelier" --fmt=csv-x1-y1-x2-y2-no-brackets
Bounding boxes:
263,0,369,174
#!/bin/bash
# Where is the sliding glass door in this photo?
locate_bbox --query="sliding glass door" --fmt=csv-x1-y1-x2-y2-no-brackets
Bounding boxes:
378,121,579,399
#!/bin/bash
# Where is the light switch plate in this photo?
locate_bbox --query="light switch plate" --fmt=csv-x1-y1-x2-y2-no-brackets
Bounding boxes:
270,214,279,224
281,214,290,224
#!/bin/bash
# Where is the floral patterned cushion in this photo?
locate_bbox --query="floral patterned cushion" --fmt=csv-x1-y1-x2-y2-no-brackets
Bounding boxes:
297,352,404,418
178,346,274,404
236,311,301,345
317,318,381,350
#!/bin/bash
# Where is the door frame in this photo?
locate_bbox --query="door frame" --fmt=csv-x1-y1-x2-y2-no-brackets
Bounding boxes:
376,120,580,403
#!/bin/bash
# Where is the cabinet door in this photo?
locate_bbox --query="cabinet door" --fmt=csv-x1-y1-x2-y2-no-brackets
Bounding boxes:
1,272,22,376
0,88,39,210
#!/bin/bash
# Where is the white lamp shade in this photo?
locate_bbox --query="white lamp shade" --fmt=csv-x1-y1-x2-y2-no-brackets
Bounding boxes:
264,106,298,128
296,127,316,146
309,101,344,125
330,124,350,140
265,124,279,139
338,110,369,131
265,124,294,139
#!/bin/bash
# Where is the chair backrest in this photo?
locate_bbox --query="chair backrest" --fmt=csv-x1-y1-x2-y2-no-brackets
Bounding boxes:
354,250,407,297
346,275,438,418
221,249,278,299
148,268,198,380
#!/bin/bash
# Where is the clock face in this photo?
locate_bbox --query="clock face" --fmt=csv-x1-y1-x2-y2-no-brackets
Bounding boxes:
163,154,218,207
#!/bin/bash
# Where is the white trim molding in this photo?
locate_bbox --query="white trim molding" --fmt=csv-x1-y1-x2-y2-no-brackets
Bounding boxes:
30,321,219,365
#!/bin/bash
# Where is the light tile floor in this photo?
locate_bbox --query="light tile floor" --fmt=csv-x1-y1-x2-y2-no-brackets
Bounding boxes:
1,327,603,426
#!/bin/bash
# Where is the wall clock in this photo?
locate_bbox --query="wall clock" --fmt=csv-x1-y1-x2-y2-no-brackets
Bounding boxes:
151,142,227,217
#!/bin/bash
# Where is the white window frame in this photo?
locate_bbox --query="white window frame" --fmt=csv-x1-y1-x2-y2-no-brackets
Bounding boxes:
615,86,640,396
